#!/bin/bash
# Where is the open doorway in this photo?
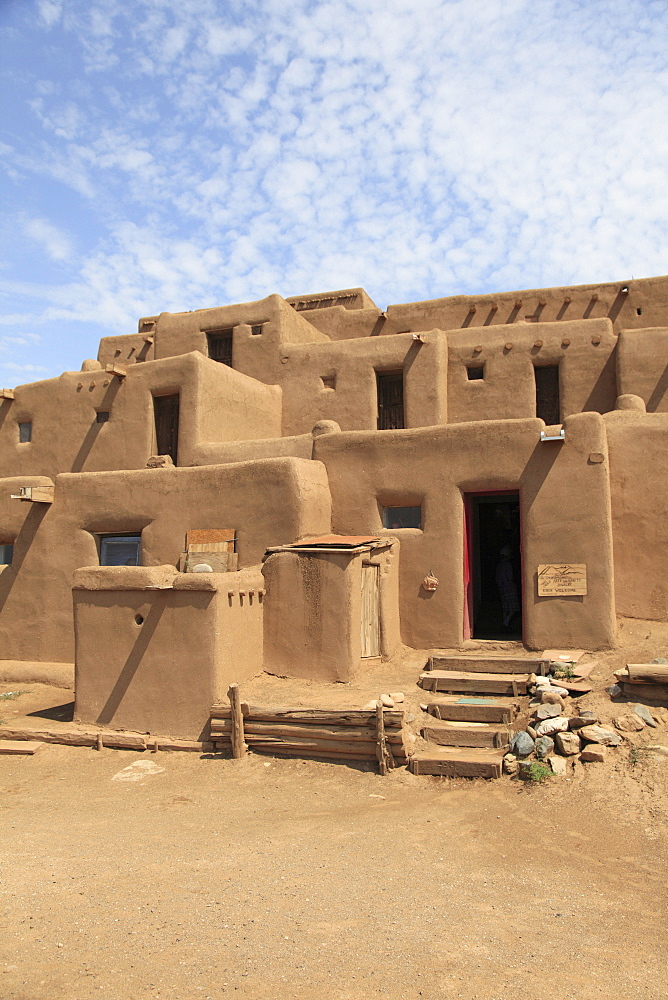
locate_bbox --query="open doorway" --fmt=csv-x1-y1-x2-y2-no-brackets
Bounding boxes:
464,491,522,640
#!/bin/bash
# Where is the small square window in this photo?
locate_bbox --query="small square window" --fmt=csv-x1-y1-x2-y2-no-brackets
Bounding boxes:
99,534,141,566
381,505,422,529
467,365,485,380
19,422,32,443
96,411,110,423
251,324,264,336
0,542,13,565
321,375,336,390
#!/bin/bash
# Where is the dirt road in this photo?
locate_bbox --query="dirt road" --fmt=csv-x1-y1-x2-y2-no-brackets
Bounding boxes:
1,738,667,1000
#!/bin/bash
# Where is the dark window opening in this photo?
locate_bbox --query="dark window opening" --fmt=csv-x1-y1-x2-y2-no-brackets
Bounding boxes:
377,371,404,430
207,330,233,366
535,365,560,424
99,534,141,566
466,492,521,640
321,375,336,390
96,411,110,423
467,365,485,380
0,542,13,565
153,393,180,463
636,307,643,316
381,505,422,529
251,324,264,336
19,422,32,443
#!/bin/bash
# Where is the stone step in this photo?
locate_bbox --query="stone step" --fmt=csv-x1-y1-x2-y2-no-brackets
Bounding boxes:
410,746,504,778
427,654,548,674
419,670,531,696
424,696,518,724
421,721,511,749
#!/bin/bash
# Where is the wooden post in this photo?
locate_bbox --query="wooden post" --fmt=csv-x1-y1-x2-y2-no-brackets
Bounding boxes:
375,701,389,775
229,684,246,759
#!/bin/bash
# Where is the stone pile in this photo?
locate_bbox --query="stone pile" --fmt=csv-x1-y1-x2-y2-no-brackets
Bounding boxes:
503,670,623,776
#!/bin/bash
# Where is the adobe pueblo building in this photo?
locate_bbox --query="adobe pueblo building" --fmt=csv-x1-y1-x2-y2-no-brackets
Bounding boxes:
0,276,666,739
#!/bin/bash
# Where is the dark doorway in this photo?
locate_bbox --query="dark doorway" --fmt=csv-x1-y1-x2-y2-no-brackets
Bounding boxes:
377,371,404,429
535,365,560,424
153,394,180,464
465,492,522,640
207,329,233,366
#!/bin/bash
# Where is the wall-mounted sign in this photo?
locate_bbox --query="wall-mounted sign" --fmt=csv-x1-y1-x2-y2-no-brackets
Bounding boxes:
538,564,587,597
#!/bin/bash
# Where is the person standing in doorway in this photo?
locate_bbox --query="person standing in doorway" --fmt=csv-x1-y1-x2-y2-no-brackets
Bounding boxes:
496,545,519,631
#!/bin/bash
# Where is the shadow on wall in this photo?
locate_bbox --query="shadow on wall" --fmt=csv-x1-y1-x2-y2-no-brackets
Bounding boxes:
0,503,50,612
581,350,617,414
95,594,167,726
647,362,668,412
71,379,124,472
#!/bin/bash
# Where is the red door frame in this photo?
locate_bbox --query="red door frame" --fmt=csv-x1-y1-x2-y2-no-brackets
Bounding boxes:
463,489,523,641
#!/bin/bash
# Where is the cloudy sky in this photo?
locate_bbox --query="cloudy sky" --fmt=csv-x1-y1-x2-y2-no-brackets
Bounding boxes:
1,0,667,383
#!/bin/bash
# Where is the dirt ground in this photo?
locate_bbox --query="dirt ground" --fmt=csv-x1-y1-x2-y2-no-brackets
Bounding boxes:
1,617,668,1000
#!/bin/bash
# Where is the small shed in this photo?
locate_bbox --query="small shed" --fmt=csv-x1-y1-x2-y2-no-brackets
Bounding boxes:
261,535,401,682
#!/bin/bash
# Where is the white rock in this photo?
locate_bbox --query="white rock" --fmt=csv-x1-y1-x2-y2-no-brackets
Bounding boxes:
535,716,570,737
389,691,405,703
547,755,567,775
380,694,395,708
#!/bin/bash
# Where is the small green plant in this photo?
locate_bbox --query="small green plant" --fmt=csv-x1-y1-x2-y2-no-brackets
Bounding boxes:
553,663,575,680
0,690,27,700
523,761,552,783
629,744,653,766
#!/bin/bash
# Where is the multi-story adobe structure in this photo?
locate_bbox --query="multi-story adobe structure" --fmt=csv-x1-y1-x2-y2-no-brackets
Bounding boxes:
0,276,667,738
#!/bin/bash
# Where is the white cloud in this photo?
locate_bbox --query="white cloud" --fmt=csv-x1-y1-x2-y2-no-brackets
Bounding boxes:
37,0,62,28
24,219,74,262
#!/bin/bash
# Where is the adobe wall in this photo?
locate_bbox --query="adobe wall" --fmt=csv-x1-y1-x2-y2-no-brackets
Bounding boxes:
73,565,263,739
313,412,615,650
616,328,668,412
605,409,668,621
262,542,400,681
0,457,331,662
445,317,617,423
0,352,282,479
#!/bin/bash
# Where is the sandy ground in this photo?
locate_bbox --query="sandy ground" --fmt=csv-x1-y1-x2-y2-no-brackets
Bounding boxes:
1,617,668,1000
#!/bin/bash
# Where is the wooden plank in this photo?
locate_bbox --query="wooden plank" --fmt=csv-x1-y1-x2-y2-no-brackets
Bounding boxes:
410,748,503,778
0,728,146,749
428,656,547,674
426,698,517,724
419,671,531,695
421,724,510,749
209,706,404,727
0,388,15,400
228,683,246,759
626,664,668,684
619,682,668,703
0,740,44,754
209,721,406,743
234,735,407,757
186,528,236,553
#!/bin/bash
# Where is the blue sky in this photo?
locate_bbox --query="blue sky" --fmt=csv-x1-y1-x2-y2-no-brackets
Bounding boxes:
1,0,667,384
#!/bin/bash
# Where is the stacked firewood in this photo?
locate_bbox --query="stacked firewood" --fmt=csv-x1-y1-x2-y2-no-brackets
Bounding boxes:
209,700,415,769
614,662,668,702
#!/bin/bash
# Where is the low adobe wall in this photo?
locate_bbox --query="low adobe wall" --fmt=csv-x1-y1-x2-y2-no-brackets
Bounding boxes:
73,565,264,740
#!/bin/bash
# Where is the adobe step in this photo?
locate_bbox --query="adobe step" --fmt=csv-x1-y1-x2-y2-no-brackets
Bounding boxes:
427,654,548,674
421,721,510,749
423,696,518,724
419,670,531,696
409,746,504,779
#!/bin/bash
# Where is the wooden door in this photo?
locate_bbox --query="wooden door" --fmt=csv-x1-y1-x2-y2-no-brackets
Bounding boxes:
377,371,404,429
535,365,560,424
153,394,180,463
207,330,233,366
360,563,380,657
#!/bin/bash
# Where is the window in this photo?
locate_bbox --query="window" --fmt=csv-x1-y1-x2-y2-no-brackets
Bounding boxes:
321,375,336,390
99,535,141,566
0,543,13,565
251,324,264,336
96,411,110,423
381,506,422,529
376,371,404,430
467,365,485,380
19,422,32,443
535,365,560,424
207,329,233,366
